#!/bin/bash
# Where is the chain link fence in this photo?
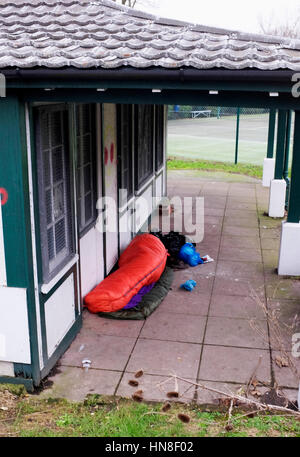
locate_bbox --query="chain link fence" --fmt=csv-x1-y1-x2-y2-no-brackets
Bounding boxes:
168,105,268,120
167,105,271,165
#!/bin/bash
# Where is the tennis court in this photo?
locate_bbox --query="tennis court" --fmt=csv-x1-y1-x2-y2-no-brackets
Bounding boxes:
167,111,294,166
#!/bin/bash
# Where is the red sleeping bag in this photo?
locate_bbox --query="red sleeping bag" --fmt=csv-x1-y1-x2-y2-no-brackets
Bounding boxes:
84,234,168,313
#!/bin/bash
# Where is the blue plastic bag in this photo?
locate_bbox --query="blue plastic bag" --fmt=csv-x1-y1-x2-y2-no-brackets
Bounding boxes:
179,243,203,267
180,280,197,291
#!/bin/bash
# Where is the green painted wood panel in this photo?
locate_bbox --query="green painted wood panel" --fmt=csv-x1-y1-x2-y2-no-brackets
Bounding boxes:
0,97,29,287
267,109,276,159
19,88,299,110
274,110,288,180
287,111,300,223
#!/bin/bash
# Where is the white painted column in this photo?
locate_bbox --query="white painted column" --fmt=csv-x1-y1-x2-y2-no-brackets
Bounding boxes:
278,221,300,275
268,179,286,218
262,158,275,187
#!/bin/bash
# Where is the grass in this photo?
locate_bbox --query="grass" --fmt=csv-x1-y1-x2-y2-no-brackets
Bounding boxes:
167,158,263,179
0,385,299,437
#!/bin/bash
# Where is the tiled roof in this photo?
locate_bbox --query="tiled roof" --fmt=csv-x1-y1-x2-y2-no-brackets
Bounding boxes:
0,0,299,70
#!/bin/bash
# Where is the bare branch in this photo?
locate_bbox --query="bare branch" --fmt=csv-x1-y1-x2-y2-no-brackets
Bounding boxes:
166,375,300,417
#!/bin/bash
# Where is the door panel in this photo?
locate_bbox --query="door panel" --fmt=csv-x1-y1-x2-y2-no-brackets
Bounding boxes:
103,104,119,274
79,226,104,297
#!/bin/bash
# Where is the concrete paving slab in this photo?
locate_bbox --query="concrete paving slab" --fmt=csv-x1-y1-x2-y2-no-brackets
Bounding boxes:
59,333,137,372
157,291,211,316
271,351,300,388
39,366,122,402
223,225,260,238
204,317,269,349
219,246,262,262
126,339,202,379
199,346,271,384
209,294,266,320
213,277,265,299
140,311,207,344
196,380,247,405
220,235,261,250
83,310,144,338
216,260,264,279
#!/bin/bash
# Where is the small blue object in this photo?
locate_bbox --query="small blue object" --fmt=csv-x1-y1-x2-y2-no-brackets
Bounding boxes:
179,243,204,267
180,280,197,291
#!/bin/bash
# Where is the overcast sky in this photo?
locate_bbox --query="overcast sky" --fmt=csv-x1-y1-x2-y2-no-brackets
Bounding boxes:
138,0,300,34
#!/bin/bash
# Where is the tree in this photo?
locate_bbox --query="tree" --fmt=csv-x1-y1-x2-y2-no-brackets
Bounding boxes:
258,7,300,39
117,0,137,7
111,0,158,9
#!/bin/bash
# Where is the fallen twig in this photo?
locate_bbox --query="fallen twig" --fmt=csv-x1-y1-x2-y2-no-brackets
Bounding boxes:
166,375,300,417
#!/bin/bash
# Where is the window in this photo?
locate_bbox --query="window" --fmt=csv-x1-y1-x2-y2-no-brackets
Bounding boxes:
36,105,74,283
75,104,97,236
118,104,133,206
135,105,154,190
155,105,165,171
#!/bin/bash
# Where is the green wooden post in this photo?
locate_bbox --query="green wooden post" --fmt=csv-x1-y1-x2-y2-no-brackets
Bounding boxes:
274,109,288,180
287,111,300,223
234,107,240,164
267,109,276,158
283,110,292,208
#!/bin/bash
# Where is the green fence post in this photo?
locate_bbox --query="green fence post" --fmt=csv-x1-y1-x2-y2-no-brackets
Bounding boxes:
274,109,288,180
217,107,221,119
287,111,300,223
267,109,276,158
234,107,240,164
283,110,292,209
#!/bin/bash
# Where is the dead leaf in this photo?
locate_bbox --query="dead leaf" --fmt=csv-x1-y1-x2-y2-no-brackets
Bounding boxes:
251,389,262,397
275,355,289,368
225,424,233,431
177,413,190,423
132,392,143,402
167,391,179,398
162,402,171,412
134,370,144,379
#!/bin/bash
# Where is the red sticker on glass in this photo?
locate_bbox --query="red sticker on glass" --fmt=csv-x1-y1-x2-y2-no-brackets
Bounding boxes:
110,143,114,163
0,188,8,206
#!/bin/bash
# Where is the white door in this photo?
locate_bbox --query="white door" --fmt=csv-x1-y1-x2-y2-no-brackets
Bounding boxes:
78,104,104,298
103,104,119,274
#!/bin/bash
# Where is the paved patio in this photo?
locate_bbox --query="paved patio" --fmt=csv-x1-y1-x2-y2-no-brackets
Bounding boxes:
40,170,300,405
